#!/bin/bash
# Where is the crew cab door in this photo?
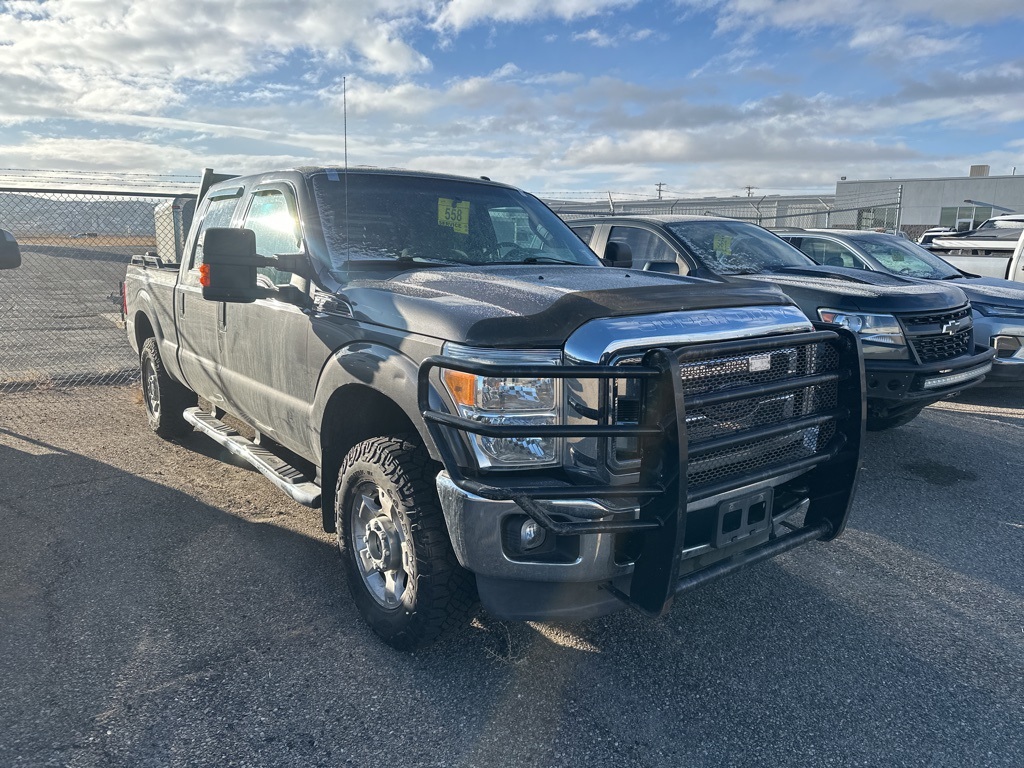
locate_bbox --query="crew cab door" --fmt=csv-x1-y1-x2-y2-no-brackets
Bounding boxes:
176,187,244,400
218,184,316,455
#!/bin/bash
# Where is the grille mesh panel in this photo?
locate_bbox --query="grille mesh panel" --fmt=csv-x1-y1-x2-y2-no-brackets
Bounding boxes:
613,339,843,491
911,328,971,363
687,423,836,489
901,307,970,328
902,307,973,364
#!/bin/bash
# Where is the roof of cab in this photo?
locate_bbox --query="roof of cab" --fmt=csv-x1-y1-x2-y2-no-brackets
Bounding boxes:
209,165,517,192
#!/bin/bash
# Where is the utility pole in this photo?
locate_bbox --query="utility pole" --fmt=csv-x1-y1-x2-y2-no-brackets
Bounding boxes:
656,182,666,200
744,185,757,197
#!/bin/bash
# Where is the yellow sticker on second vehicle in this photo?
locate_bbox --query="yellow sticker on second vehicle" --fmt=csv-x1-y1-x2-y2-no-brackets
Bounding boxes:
438,198,470,235
713,233,732,254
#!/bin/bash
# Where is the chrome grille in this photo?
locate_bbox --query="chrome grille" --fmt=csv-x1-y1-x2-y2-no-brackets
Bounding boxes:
613,339,842,491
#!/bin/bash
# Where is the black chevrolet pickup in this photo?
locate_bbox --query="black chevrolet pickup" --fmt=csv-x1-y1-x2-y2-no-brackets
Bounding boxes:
570,215,995,430
124,168,864,649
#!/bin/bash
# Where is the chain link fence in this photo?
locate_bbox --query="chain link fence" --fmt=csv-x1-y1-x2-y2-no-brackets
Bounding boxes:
1,184,196,398
548,187,904,232
0,172,905,406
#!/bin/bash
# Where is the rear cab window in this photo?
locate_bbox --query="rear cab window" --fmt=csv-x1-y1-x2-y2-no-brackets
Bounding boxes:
184,189,243,286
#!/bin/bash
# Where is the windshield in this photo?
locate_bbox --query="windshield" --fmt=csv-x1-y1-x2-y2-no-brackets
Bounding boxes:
850,235,961,279
312,173,600,277
665,220,812,275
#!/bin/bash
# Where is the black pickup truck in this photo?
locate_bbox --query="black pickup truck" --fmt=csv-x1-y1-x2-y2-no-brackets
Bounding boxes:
570,215,995,430
124,168,864,649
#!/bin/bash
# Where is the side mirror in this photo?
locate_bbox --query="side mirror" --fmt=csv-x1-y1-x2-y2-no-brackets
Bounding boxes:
200,228,274,303
0,229,22,270
602,241,633,269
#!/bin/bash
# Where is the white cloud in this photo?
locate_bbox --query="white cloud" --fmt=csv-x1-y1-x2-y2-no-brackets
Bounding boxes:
0,1,433,103
0,1,1020,198
433,0,638,31
572,26,657,47
674,0,1024,55
573,29,615,47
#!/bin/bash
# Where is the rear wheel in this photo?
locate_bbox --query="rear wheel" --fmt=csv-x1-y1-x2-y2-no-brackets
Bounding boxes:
140,337,196,439
336,436,475,650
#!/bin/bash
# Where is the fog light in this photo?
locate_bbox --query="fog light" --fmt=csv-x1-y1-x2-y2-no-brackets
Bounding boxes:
992,335,1024,359
520,519,546,550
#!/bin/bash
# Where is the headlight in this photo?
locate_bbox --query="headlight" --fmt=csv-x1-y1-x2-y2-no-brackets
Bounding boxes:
818,309,908,359
439,344,561,469
973,302,1024,318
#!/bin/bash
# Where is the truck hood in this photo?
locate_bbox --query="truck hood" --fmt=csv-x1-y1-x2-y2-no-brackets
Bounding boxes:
728,265,970,314
340,265,794,347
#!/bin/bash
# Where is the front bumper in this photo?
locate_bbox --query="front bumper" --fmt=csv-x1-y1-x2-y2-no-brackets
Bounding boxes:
972,316,1024,386
864,346,995,404
437,472,823,620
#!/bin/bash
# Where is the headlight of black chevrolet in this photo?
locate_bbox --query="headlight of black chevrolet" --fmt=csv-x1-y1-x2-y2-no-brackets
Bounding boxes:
818,309,908,359
439,344,562,469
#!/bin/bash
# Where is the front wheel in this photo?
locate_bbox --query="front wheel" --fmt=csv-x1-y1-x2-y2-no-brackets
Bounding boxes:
140,337,196,439
336,436,475,650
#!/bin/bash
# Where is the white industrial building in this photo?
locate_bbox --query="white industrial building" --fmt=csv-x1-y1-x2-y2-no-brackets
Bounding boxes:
548,166,1024,237
835,167,1024,237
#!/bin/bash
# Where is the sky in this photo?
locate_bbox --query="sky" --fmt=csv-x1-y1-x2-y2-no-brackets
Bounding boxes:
1,0,1023,199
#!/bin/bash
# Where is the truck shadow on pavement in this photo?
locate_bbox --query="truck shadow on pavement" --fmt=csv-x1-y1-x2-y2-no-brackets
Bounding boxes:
1,418,1020,768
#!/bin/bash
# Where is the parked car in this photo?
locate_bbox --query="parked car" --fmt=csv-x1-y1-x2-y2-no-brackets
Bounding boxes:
778,229,1024,385
917,227,955,248
569,215,995,430
1,229,21,269
123,168,865,649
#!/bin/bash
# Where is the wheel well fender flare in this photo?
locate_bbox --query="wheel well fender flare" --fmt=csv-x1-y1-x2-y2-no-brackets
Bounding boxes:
311,344,450,531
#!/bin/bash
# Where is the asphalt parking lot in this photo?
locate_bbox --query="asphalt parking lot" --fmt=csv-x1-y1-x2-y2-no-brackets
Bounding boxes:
1,386,1022,767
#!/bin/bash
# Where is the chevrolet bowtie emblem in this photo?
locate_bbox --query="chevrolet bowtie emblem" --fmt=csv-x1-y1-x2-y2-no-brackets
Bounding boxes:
940,319,962,335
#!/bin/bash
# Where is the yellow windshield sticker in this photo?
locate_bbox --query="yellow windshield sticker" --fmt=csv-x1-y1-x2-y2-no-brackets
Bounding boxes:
713,234,732,253
438,198,470,235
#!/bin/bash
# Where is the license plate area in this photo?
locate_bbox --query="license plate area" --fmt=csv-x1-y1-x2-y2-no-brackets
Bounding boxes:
714,489,774,548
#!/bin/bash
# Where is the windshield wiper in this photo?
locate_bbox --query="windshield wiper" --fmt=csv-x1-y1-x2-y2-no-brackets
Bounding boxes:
393,255,464,266
504,255,583,265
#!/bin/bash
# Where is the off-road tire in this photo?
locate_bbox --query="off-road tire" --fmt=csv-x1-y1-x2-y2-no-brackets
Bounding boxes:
140,337,197,439
336,436,475,650
866,404,925,431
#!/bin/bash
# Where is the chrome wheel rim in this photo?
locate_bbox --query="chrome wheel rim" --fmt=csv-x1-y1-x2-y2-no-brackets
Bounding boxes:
143,356,160,420
350,482,410,609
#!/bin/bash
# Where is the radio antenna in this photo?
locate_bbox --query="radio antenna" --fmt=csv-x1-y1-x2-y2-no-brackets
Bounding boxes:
343,76,349,258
